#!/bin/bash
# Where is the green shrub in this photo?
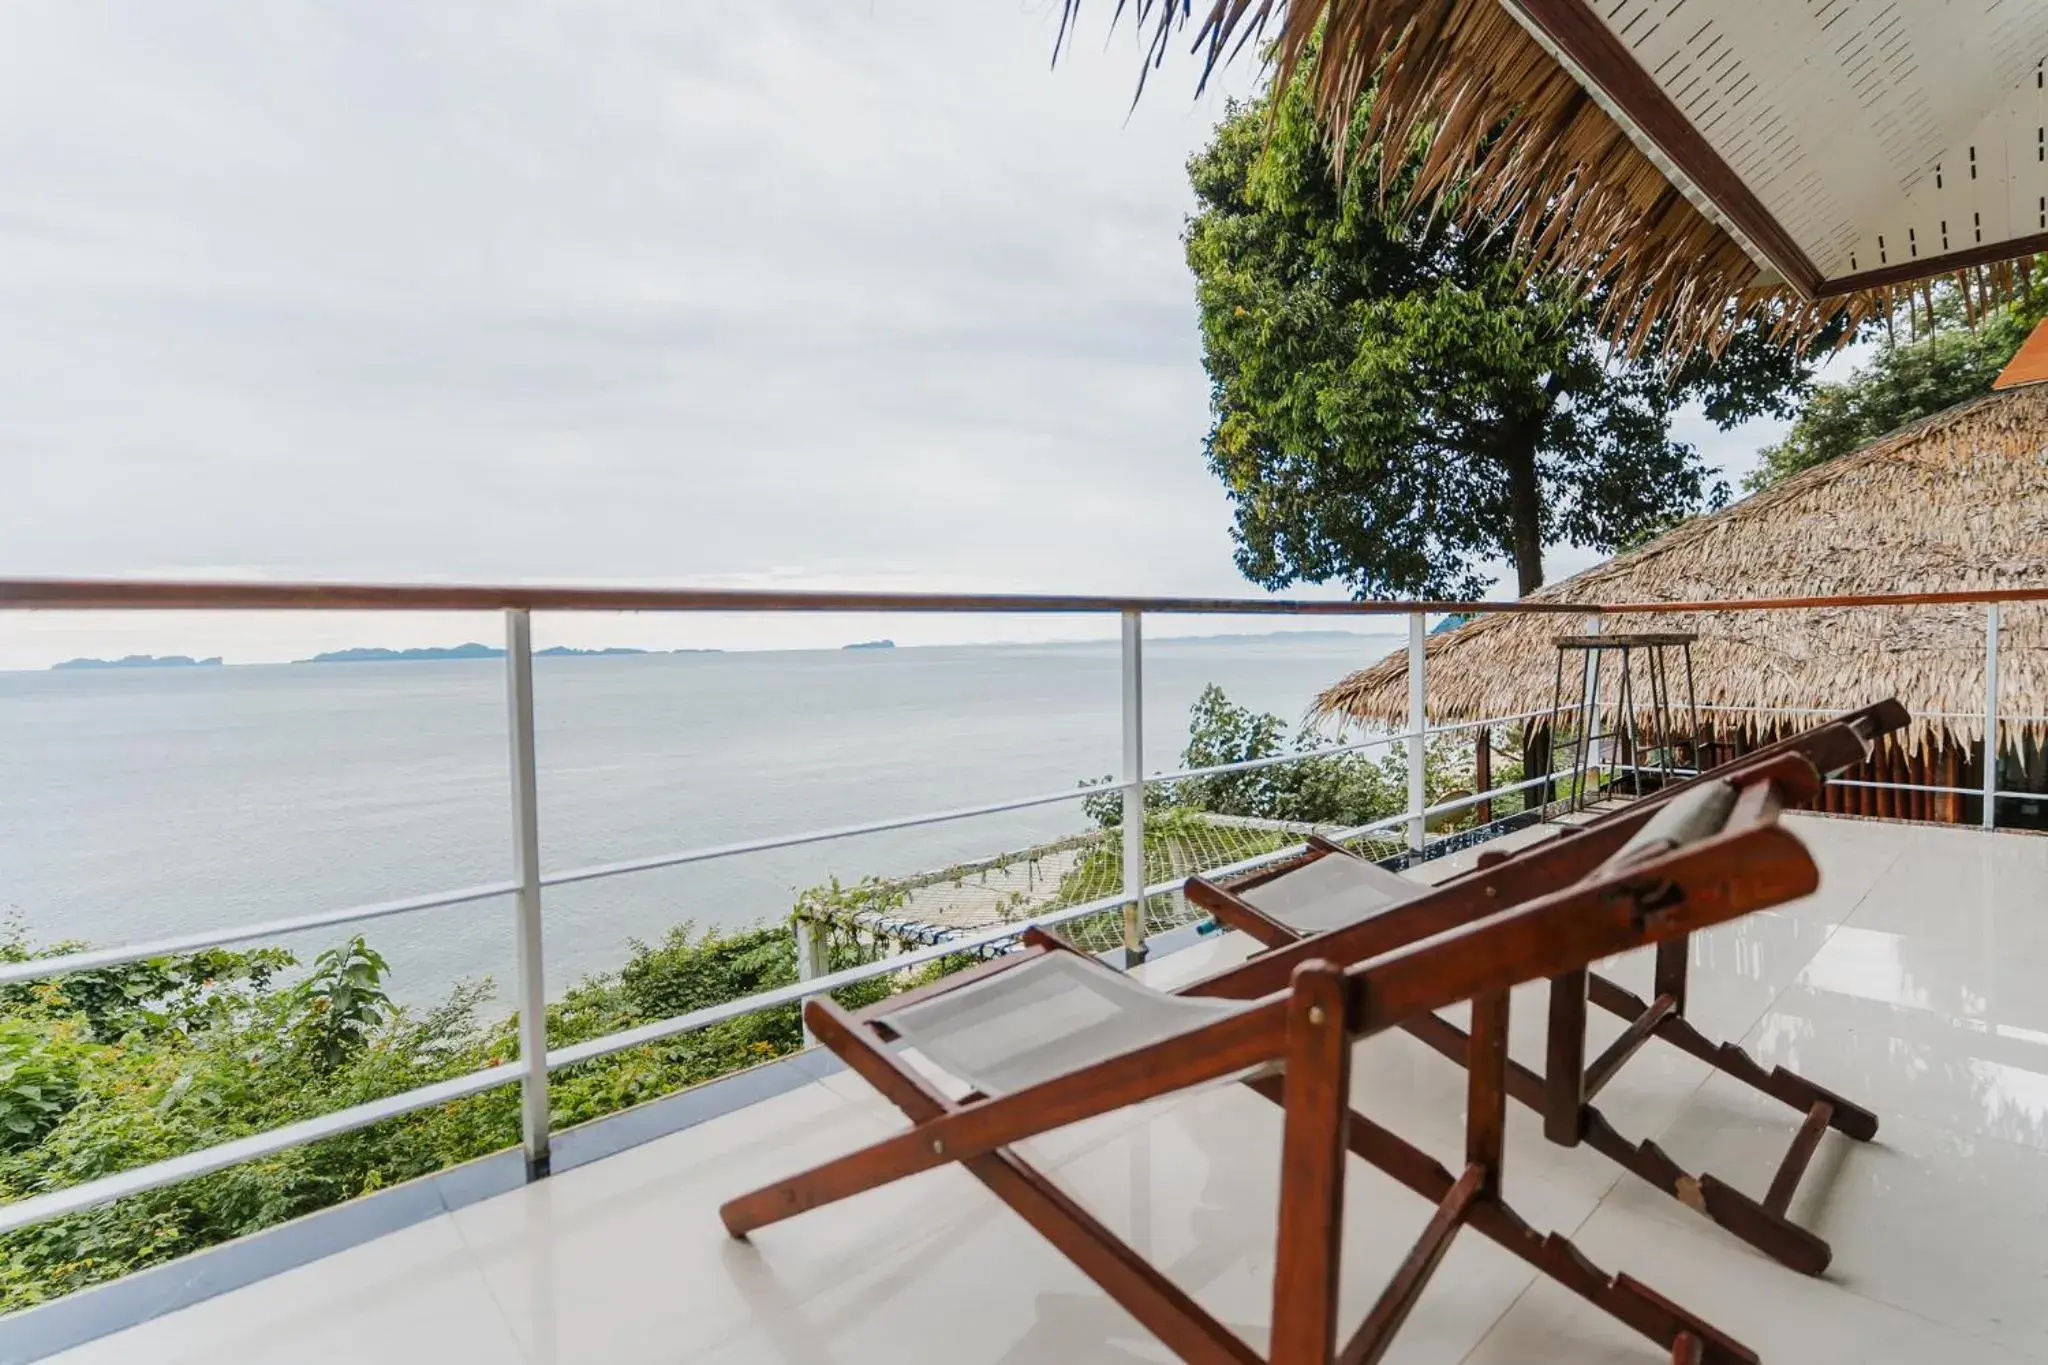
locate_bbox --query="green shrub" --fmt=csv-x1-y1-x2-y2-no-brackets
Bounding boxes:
0,913,940,1311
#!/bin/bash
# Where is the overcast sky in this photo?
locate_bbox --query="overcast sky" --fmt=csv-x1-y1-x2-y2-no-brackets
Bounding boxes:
0,1,1825,668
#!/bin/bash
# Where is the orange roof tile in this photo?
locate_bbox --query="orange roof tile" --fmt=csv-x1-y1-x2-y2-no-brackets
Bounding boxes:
1994,317,2048,390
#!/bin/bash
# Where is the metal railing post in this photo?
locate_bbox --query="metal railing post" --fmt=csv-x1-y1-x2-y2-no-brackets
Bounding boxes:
1120,610,1147,964
793,916,827,1046
1407,611,1426,850
1984,601,2001,830
504,609,551,1179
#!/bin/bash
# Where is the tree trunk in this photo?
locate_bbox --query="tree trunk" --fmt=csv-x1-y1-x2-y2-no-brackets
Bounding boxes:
1504,439,1544,594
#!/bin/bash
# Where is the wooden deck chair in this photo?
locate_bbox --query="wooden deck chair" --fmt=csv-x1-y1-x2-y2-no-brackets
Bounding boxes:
723,758,1825,1365
1182,699,1909,1276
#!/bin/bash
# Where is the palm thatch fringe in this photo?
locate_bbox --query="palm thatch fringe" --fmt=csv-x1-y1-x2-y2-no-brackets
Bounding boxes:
1077,0,2035,358
1314,384,2048,750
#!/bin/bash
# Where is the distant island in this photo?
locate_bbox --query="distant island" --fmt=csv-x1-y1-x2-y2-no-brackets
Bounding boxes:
301,644,504,663
296,644,717,663
843,639,896,650
52,654,222,671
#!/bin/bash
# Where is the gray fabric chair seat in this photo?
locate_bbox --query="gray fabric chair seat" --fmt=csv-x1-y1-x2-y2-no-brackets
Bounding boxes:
885,952,1252,1097
1234,850,1430,936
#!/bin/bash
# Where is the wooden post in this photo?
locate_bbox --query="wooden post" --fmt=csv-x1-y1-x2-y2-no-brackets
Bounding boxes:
1271,963,1352,1365
1525,721,1552,809
1467,990,1511,1198
1545,970,1587,1146
1942,740,1964,824
1474,729,1493,824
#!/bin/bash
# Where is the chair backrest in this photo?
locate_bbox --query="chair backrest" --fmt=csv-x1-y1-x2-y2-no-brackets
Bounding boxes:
1234,849,1429,935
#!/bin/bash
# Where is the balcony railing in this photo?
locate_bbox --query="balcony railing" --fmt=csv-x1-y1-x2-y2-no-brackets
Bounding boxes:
0,576,2040,1249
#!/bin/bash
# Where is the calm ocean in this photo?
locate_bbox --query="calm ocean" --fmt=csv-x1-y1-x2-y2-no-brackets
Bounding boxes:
0,633,1398,1005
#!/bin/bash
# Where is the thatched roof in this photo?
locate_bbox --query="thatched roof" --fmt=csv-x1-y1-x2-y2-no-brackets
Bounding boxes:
1085,0,2039,358
1314,382,2048,747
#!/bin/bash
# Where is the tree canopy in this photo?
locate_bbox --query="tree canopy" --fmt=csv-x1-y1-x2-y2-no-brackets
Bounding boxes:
1743,283,2048,492
1185,75,1828,597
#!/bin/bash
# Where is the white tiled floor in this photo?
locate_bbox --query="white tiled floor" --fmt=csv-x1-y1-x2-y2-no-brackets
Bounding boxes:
48,814,2048,1364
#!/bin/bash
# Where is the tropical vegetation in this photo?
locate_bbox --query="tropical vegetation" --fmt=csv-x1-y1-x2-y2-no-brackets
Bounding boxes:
1743,278,2048,491
1184,66,1825,598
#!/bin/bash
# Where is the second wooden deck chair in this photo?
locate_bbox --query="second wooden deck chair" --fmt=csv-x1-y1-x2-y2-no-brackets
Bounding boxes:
724,757,1824,1365
1183,699,1908,1276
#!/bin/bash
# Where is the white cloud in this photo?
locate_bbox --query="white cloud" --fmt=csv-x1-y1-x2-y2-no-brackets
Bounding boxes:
0,2,1805,668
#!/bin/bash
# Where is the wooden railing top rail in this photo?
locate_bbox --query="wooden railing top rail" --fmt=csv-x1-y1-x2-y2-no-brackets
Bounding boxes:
0,579,1589,614
1,577,2045,615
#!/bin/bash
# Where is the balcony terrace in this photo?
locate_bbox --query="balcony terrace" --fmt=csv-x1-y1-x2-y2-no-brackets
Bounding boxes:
2,580,2045,1365
39,812,2048,1365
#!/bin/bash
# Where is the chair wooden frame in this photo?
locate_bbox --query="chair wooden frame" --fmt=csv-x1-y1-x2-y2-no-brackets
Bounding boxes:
1183,700,1907,1277
723,757,1826,1365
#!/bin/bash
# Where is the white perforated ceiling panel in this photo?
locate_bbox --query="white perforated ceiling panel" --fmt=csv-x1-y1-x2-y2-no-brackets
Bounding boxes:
1562,1,2048,284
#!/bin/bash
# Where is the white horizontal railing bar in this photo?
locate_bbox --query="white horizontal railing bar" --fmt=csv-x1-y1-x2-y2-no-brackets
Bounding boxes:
0,1064,516,1237
1825,777,2043,801
0,767,1553,1229
549,774,1555,1070
1147,709,1552,788
0,881,521,987
537,783,1094,890
1409,774,1553,819
1410,709,1552,737
0,708,1556,988
548,883,1146,1068
1145,734,1399,786
558,706,1558,888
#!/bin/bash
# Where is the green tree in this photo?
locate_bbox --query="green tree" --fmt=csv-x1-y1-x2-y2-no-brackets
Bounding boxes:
1742,283,2048,492
1186,73,1826,597
1085,684,1494,830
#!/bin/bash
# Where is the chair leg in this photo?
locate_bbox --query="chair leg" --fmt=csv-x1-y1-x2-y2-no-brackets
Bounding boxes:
1579,1110,1832,1275
1240,1083,1758,1364
1271,963,1353,1365
1402,992,1840,1275
1545,968,1589,1145
737,999,1264,1365
1593,972,1878,1141
1339,1165,1484,1365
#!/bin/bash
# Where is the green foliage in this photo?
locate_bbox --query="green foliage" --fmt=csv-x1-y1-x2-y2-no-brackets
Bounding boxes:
1743,282,2048,492
1086,685,1493,831
1173,683,1414,825
0,927,292,1044
1185,70,1817,596
0,1018,86,1152
1077,773,1172,828
0,912,946,1311
291,937,391,1069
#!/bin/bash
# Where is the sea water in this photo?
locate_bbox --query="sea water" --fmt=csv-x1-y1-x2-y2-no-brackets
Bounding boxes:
0,634,1398,1005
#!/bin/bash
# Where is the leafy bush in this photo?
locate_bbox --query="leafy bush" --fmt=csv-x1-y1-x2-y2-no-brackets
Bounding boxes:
0,1018,85,1152
0,914,947,1311
1743,278,2048,492
1086,684,1486,830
